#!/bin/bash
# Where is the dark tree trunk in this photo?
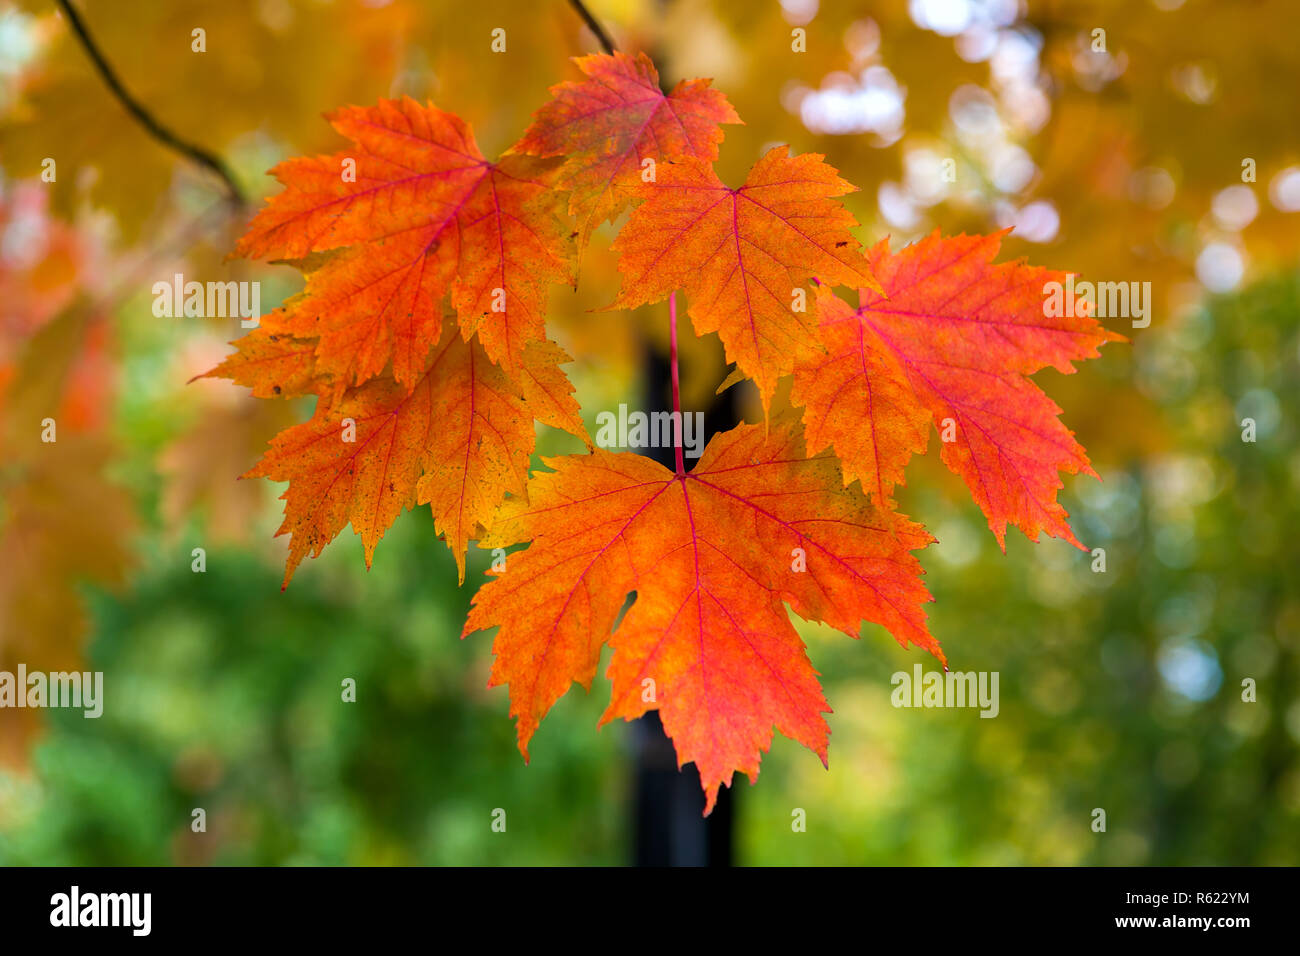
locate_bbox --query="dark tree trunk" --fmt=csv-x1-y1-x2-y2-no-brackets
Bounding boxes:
632,712,733,866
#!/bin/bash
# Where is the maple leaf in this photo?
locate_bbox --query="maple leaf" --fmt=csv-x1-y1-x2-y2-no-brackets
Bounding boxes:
513,338,589,443
235,97,573,382
246,318,585,587
792,231,1124,547
516,51,741,250
463,417,938,813
193,325,321,400
609,147,880,410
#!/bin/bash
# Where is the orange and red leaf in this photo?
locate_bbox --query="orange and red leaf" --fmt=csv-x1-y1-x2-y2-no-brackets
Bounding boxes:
464,417,938,813
246,319,542,586
610,147,880,410
516,51,741,250
793,231,1124,547
236,97,573,383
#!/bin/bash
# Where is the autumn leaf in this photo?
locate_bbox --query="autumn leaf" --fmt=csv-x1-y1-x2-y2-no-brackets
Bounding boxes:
213,94,597,585
235,97,573,381
793,231,1123,548
513,338,589,444
243,317,586,586
609,146,880,411
516,51,741,250
193,324,321,400
463,417,938,813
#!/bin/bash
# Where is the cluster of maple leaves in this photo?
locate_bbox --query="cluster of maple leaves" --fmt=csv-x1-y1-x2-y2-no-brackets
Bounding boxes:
209,52,1119,811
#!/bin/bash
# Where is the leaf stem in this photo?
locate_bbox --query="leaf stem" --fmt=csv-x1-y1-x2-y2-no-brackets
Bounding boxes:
55,0,245,206
565,0,618,54
669,291,685,476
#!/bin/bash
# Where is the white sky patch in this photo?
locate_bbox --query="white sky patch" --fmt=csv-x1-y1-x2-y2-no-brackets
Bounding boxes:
798,65,905,138
996,199,1058,242
1269,166,1300,212
1196,241,1245,292
1210,185,1258,231
780,0,819,27
909,0,973,37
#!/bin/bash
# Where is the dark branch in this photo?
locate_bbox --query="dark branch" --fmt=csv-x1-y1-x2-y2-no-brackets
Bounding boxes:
55,0,245,205
566,0,617,55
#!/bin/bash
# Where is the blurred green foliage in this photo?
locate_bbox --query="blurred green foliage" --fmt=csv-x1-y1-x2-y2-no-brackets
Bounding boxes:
0,520,625,865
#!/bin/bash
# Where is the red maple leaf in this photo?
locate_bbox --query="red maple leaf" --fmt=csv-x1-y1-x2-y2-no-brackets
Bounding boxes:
516,51,740,250
235,97,573,381
610,147,881,411
210,98,589,584
792,231,1123,546
463,417,938,813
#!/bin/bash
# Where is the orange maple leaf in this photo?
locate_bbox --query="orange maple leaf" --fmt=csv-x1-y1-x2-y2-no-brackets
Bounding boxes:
194,325,320,400
516,51,741,250
609,147,881,411
244,318,585,586
792,231,1124,548
463,417,939,813
213,97,594,585
235,96,573,381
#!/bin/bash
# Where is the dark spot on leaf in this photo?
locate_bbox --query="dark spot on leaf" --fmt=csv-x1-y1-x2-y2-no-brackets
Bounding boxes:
272,385,282,394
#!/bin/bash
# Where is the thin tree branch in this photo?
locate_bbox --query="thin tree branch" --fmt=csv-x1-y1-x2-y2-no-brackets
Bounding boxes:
566,0,617,54
55,0,245,205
